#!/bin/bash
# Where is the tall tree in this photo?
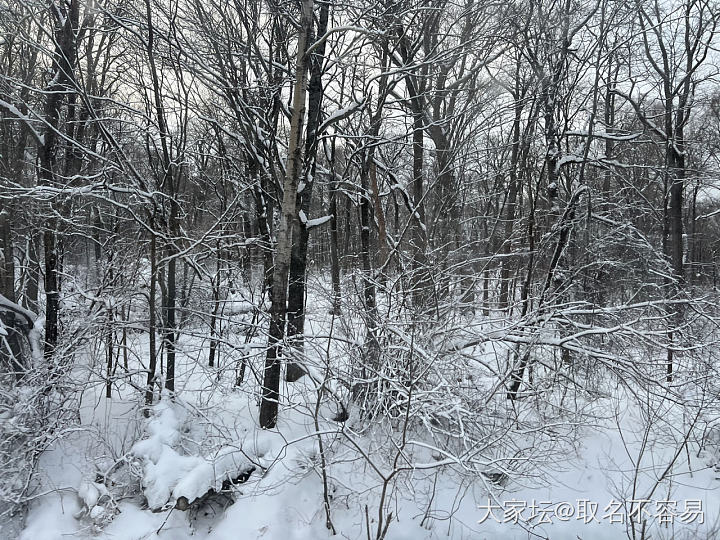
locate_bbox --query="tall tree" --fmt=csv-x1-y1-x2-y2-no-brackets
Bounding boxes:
286,0,332,381
39,0,81,360
260,0,315,429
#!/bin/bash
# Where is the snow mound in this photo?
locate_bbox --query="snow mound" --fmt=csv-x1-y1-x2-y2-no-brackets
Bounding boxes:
132,401,255,510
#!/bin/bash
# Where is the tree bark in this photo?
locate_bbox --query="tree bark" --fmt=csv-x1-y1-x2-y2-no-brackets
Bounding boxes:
329,140,342,315
163,201,178,393
0,210,15,302
409,99,430,308
39,0,80,361
260,0,314,429
286,0,330,382
499,86,524,311
145,227,158,413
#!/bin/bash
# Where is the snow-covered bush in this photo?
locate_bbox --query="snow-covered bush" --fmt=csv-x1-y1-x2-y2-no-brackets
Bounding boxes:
0,369,76,529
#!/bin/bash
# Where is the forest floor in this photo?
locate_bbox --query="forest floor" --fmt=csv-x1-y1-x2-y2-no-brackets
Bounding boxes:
10,276,720,540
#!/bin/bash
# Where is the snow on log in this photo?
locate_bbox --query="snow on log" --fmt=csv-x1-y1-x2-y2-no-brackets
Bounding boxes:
132,401,256,511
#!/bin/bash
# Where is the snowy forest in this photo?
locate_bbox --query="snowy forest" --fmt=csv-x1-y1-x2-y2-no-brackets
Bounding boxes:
2,0,720,538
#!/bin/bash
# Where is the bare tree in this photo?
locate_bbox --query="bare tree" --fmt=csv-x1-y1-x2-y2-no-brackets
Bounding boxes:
260,0,315,429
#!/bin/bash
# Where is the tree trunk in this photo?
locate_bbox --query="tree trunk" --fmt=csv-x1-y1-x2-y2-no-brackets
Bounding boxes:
209,238,222,367
369,158,389,275
145,228,158,413
106,301,114,399
251,163,274,302
0,210,15,302
286,0,330,383
359,150,379,371
22,231,39,312
668,144,684,281
329,144,342,315
39,0,79,361
164,204,178,394
499,94,523,311
409,100,430,308
259,0,314,429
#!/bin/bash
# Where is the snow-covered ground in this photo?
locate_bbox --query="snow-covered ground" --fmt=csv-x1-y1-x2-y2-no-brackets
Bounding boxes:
7,275,720,540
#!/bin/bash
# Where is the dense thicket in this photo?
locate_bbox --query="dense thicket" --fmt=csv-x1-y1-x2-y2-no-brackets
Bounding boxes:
2,0,720,536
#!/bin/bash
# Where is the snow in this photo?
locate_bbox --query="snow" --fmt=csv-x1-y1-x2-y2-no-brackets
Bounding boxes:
14,275,720,540
221,290,267,316
100,502,193,540
131,401,195,509
306,215,333,228
567,129,642,141
0,99,44,146
138,445,201,509
20,493,81,540
19,434,88,540
132,401,256,510
318,100,364,133
78,481,108,510
299,209,332,228
0,292,37,327
556,153,583,169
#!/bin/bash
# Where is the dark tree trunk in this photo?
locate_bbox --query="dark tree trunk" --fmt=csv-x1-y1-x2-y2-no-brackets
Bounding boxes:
668,145,684,281
499,94,523,311
328,143,342,315
252,165,274,302
39,0,80,361
409,101,430,308
342,191,352,269
208,238,222,368
145,229,158,413
106,299,114,399
25,232,39,312
0,210,15,302
359,150,379,363
164,203,178,394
